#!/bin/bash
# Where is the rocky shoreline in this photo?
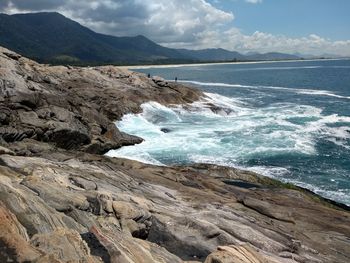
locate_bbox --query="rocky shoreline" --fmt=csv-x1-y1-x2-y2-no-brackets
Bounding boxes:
1,47,350,263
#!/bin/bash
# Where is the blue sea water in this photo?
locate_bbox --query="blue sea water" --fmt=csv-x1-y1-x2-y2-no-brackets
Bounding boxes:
107,59,350,206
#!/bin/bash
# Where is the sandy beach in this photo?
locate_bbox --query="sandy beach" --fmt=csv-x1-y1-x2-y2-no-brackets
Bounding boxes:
122,58,349,70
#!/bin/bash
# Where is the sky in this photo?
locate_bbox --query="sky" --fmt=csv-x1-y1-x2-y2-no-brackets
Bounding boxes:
0,0,350,56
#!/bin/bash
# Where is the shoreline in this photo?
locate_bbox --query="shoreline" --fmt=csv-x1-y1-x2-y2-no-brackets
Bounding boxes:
110,87,350,208
1,46,350,263
109,152,350,211
121,57,350,70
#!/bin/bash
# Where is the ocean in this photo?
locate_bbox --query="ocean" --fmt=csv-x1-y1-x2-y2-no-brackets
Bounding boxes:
107,59,350,206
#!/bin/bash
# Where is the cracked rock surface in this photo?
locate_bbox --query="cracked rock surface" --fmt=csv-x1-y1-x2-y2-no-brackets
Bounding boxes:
0,47,350,263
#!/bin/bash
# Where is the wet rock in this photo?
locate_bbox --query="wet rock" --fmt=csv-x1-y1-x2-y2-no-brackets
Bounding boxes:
161,128,172,133
207,103,234,116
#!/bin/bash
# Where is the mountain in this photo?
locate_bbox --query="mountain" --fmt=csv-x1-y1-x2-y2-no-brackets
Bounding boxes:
179,49,300,62
293,52,348,59
246,52,300,61
0,12,301,65
0,12,189,64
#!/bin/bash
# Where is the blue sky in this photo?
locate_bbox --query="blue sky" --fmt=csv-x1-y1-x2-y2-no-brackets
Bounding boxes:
1,0,349,55
209,0,350,41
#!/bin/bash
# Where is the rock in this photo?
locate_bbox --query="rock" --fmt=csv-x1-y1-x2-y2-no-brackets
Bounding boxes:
6,139,54,156
161,128,172,133
0,147,349,263
30,228,94,262
0,146,15,155
207,103,234,116
112,201,152,238
0,47,350,263
240,197,295,223
0,126,34,143
70,176,97,190
0,202,41,263
0,46,202,153
103,200,114,214
204,245,274,263
3,51,21,60
90,225,183,263
112,201,146,220
20,175,90,212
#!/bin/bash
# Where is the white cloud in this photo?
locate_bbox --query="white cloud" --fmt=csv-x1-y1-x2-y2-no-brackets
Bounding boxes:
245,0,263,4
57,0,234,45
173,28,350,56
224,31,350,56
0,0,349,56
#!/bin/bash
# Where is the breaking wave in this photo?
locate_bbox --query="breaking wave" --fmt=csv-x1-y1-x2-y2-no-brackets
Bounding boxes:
179,80,350,100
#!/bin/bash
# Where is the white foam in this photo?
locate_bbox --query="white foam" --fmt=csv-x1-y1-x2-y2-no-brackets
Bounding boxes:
171,92,249,119
107,90,350,205
180,80,252,88
285,180,350,206
179,80,299,93
180,80,350,101
247,166,291,178
106,146,165,166
203,92,247,106
141,101,182,123
297,90,350,100
235,66,323,71
112,96,349,162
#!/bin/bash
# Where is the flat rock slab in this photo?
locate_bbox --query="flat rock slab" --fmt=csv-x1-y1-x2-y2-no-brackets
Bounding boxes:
0,153,349,263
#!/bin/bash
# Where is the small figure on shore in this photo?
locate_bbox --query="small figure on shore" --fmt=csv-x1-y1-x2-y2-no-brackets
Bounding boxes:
147,73,151,78
175,77,178,82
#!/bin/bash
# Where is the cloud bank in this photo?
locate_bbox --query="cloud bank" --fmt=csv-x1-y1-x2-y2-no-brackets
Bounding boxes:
1,0,349,56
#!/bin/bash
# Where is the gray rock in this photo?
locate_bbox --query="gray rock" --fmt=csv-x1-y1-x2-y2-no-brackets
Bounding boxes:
0,47,349,263
0,47,202,154
0,146,15,155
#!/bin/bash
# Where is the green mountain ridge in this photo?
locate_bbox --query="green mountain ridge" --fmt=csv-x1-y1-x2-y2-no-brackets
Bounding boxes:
0,12,301,65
